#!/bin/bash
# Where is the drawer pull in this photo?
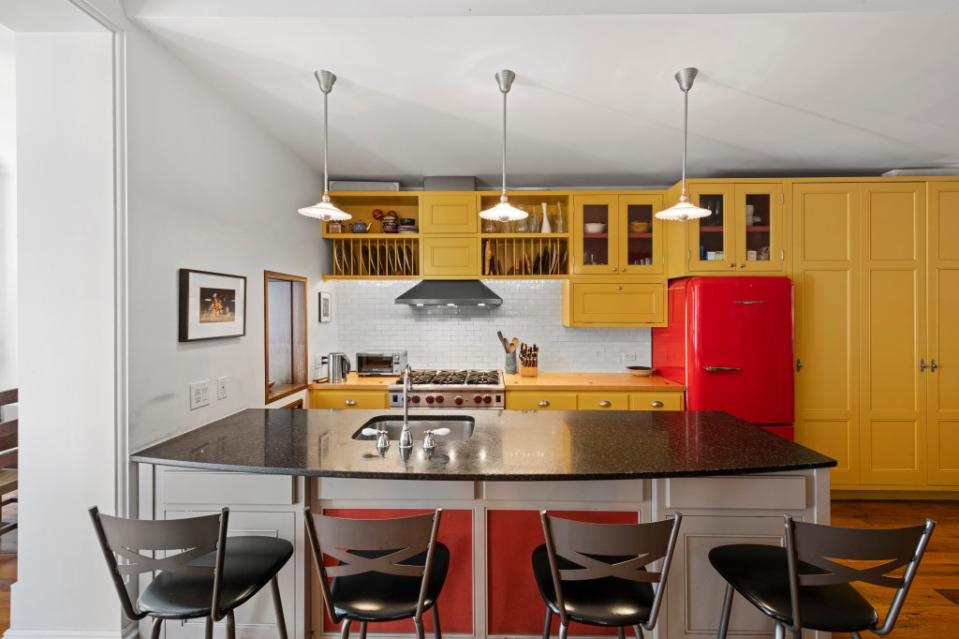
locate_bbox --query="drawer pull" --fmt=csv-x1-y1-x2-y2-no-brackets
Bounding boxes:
537,400,550,408
650,400,664,408
344,399,357,407
598,400,612,408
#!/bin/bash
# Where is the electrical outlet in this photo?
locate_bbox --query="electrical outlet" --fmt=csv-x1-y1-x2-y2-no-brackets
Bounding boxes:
622,352,638,362
217,376,228,400
190,380,210,410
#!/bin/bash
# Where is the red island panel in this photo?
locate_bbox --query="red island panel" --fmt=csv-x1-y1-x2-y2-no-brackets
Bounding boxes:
320,508,473,634
487,510,639,636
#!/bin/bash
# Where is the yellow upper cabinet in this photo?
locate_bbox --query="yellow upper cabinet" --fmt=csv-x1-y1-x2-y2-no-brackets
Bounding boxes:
572,195,620,275
619,194,665,275
562,280,666,327
419,193,479,235
667,180,788,276
572,193,665,275
420,236,480,277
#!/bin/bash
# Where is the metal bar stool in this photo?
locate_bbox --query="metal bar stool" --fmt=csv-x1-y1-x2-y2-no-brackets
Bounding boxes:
90,506,292,639
710,515,936,639
305,507,448,639
533,512,683,639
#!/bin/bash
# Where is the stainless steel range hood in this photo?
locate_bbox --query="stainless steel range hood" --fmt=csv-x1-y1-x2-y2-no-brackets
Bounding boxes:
395,280,503,307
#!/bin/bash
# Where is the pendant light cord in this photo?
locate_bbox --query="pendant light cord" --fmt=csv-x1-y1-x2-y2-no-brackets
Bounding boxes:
323,89,330,197
501,89,508,200
680,88,689,198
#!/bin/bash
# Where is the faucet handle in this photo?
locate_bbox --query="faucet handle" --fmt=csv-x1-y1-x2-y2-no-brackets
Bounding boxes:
422,428,450,451
362,428,391,452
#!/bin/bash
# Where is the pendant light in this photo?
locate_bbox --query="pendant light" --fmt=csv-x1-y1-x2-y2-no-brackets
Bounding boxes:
656,67,710,221
298,70,351,221
481,70,529,223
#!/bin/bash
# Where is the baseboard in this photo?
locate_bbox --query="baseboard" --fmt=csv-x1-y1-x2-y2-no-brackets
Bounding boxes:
833,489,959,501
4,622,137,639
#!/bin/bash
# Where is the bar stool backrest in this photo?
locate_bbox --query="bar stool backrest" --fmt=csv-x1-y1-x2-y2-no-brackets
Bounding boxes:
89,506,229,621
540,512,682,630
784,516,936,636
305,508,442,623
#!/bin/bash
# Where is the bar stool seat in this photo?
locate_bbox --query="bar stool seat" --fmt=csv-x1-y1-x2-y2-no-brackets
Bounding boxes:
329,546,450,622
709,544,877,632
139,536,293,619
531,545,654,627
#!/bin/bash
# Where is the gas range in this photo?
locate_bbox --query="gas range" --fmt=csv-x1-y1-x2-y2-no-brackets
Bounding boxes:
388,369,505,409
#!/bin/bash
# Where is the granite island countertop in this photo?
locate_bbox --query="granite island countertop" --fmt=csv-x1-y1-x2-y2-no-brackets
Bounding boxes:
131,409,834,481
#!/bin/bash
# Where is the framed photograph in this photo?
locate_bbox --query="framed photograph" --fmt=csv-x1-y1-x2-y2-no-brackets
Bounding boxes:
178,269,247,342
319,291,332,323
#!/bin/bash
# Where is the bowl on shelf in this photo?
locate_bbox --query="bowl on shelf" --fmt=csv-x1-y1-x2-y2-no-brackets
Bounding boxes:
626,365,656,377
629,222,651,233
584,222,607,234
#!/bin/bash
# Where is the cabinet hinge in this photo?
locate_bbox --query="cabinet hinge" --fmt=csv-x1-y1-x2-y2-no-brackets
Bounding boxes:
795,358,803,373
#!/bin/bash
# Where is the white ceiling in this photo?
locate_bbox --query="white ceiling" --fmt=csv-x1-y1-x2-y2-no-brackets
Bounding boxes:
128,0,959,187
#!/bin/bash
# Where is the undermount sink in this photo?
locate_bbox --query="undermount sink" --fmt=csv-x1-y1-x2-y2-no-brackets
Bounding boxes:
353,415,475,441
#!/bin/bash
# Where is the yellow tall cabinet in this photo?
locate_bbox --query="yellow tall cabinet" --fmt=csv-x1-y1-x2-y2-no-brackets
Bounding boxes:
927,182,959,486
793,180,956,492
792,184,862,488
858,183,926,487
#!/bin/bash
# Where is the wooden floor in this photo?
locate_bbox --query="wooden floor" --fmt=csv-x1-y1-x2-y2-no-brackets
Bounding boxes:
0,500,954,636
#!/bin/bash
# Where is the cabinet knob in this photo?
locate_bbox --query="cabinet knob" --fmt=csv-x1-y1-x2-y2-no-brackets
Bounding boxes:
740,263,746,268
650,400,664,408
537,400,550,408
345,399,357,407
598,400,612,408
931,358,938,372
617,286,623,291
729,263,736,268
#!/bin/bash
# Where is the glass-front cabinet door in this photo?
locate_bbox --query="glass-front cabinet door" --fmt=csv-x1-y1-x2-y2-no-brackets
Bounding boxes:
687,183,736,271
572,195,619,275
735,184,784,271
619,194,664,274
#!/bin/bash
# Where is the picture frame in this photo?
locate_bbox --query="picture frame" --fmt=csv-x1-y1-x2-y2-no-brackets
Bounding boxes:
319,291,332,323
178,269,247,342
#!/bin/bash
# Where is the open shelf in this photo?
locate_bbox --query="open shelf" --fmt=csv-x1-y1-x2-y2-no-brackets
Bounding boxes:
480,232,569,239
745,226,770,232
323,232,419,239
482,236,569,277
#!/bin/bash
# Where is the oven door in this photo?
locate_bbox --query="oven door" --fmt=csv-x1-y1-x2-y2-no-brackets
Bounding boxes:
356,352,401,376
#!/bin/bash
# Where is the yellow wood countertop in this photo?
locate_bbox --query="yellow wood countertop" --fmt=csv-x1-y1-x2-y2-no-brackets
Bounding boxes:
309,373,396,390
503,372,684,392
310,372,684,392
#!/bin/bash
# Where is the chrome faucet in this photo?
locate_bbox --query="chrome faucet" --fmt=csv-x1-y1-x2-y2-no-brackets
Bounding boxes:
399,364,413,448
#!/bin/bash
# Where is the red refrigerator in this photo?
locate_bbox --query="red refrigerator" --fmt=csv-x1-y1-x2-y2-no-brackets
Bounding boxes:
652,277,795,440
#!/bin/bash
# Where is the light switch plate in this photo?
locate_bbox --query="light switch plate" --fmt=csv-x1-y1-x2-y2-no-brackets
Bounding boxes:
190,380,210,410
217,376,228,400
622,351,637,362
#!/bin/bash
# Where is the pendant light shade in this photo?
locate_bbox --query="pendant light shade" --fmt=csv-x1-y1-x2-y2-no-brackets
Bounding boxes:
298,70,351,222
481,69,529,223
656,67,710,222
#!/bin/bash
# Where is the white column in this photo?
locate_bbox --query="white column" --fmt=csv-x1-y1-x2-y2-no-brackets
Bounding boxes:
8,31,127,638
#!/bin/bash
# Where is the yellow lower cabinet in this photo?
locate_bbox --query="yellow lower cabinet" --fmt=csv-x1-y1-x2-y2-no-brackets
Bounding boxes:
310,390,386,409
421,237,480,277
629,392,684,411
506,391,578,411
577,392,629,410
563,280,666,327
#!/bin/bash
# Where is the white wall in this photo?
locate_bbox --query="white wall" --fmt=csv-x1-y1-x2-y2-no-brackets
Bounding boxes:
0,26,15,391
330,280,651,371
125,24,329,450
13,31,121,635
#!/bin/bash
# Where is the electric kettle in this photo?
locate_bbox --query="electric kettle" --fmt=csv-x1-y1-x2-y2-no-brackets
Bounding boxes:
327,352,351,383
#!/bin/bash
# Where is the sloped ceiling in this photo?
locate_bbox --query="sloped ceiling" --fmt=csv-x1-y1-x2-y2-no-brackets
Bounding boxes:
127,1,959,187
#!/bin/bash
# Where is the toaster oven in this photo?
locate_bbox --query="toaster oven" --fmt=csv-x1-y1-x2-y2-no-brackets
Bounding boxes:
356,351,408,376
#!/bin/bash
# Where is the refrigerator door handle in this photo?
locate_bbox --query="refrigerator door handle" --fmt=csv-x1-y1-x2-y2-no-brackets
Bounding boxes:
733,299,764,305
704,366,741,372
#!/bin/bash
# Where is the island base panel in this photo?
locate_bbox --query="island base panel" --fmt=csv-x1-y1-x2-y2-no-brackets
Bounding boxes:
320,508,474,634
487,510,638,636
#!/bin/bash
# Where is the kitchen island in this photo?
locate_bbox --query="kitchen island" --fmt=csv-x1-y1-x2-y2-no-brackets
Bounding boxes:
133,409,834,639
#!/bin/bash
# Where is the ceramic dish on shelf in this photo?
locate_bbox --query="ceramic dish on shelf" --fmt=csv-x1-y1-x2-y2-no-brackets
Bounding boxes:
627,365,656,377
584,222,607,233
629,222,651,233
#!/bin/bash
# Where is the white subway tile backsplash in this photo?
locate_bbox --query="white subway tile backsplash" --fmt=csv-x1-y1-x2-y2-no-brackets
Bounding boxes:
328,280,651,372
